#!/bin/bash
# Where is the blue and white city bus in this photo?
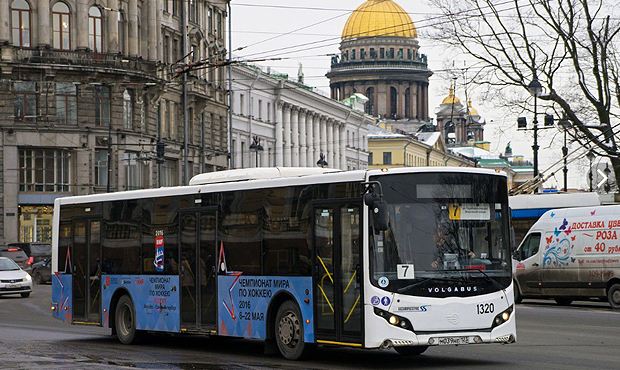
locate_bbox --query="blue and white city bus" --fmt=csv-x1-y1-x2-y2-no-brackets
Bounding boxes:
51,167,516,360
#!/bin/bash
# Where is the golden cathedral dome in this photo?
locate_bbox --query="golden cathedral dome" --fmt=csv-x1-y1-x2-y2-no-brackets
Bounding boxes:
342,0,417,40
441,85,461,105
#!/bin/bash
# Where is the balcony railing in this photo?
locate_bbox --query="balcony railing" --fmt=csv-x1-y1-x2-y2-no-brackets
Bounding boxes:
329,59,429,73
13,48,158,74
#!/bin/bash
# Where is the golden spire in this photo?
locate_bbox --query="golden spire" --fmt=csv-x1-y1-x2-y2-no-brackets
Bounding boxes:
468,99,479,116
442,83,461,105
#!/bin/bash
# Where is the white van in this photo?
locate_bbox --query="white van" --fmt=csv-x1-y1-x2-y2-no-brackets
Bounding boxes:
512,204,620,309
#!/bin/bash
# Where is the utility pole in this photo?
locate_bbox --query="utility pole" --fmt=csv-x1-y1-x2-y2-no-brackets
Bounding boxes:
227,2,233,170
181,0,189,185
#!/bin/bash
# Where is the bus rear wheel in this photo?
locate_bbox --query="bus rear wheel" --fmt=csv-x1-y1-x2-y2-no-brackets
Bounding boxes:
608,284,620,309
275,300,307,360
115,295,139,344
395,345,428,356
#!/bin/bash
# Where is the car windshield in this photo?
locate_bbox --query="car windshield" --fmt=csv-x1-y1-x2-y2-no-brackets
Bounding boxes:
0,258,20,271
369,172,512,297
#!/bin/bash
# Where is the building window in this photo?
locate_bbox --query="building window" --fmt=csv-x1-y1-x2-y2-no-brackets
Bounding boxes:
94,85,111,126
19,205,54,243
216,11,223,36
123,89,134,129
88,6,103,52
365,87,375,115
14,81,37,121
267,102,271,122
208,7,213,32
407,49,413,60
163,35,170,64
10,0,31,47
19,148,71,192
161,159,178,186
380,48,385,58
52,2,71,50
189,0,197,23
360,48,366,59
118,11,126,54
172,0,179,16
383,152,392,165
95,150,108,187
258,99,263,120
239,93,245,115
368,152,373,165
405,88,411,118
370,48,376,58
351,49,356,60
124,152,148,190
56,82,77,125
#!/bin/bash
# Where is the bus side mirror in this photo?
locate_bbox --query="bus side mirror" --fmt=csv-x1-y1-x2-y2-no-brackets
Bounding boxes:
365,193,389,231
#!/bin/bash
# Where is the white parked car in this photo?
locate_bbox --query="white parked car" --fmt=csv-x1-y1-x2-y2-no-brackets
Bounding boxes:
0,256,33,298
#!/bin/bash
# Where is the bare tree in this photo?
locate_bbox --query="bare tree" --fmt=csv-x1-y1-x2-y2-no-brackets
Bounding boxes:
428,0,620,187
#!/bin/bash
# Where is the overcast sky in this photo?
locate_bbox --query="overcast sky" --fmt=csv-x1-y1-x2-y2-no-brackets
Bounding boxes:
230,0,596,190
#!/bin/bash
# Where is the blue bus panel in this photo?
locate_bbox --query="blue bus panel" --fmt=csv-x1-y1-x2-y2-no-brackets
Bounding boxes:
101,275,180,333
51,273,72,322
217,275,314,343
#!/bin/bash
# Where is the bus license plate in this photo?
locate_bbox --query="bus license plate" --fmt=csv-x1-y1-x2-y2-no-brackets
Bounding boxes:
436,336,470,345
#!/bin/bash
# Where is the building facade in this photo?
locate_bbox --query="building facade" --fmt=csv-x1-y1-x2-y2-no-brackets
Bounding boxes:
231,64,370,171
326,0,432,126
0,0,229,244
367,124,474,169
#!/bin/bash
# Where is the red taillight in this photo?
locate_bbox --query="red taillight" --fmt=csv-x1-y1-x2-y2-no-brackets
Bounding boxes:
27,256,34,265
7,248,19,252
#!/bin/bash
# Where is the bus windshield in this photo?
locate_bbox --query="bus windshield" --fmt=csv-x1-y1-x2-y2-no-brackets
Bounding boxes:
369,172,512,297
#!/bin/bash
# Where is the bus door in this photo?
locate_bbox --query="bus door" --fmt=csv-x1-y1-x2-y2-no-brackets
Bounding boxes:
72,219,102,324
313,204,363,346
180,209,217,331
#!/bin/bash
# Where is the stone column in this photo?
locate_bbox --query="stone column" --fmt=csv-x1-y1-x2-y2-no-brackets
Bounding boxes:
37,0,50,47
334,122,341,170
283,104,291,167
327,119,334,168
291,107,299,167
128,0,139,56
340,124,347,170
320,117,327,164
76,0,89,50
107,0,119,53
307,113,314,167
0,0,9,44
275,103,283,166
299,109,307,167
147,0,158,60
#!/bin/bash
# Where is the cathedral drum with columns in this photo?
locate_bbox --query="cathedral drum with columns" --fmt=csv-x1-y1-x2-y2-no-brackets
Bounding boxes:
327,0,432,123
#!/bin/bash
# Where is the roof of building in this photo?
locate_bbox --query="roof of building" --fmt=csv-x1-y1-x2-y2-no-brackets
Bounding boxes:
416,131,441,146
342,0,417,40
367,124,407,138
449,146,494,159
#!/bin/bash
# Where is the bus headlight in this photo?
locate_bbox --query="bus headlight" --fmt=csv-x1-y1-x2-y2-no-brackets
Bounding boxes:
374,307,413,331
492,306,513,329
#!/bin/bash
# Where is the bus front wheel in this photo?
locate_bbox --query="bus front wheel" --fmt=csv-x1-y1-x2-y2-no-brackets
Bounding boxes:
395,345,428,356
115,295,138,344
275,300,307,360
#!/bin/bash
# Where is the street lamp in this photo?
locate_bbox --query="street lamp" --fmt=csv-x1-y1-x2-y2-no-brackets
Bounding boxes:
249,136,264,168
586,150,595,192
559,115,571,192
317,152,328,168
527,75,544,178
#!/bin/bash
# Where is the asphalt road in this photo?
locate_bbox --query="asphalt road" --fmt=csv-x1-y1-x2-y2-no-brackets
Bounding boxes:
1,284,619,369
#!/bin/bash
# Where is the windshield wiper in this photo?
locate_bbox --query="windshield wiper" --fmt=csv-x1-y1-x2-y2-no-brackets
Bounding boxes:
449,268,506,291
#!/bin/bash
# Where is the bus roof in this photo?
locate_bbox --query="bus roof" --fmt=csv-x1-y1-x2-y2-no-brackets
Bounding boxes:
509,192,600,210
55,167,505,207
